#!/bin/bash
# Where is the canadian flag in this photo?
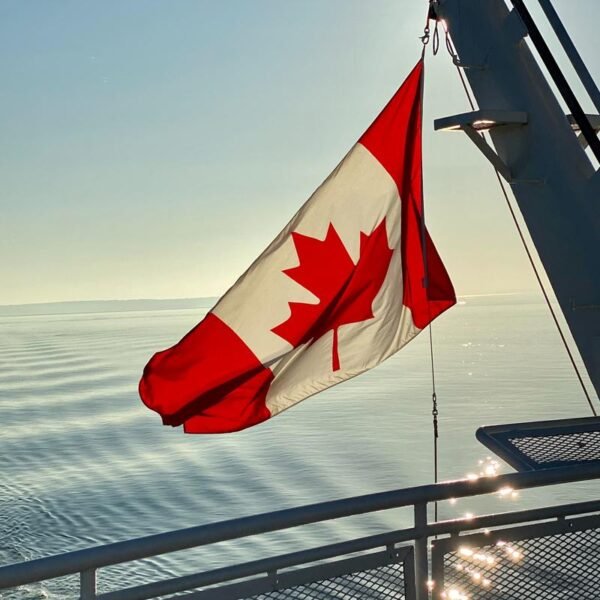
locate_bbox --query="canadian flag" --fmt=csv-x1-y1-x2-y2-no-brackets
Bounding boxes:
139,60,455,433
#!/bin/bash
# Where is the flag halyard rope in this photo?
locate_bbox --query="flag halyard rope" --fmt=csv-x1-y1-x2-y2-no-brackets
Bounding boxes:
420,16,443,521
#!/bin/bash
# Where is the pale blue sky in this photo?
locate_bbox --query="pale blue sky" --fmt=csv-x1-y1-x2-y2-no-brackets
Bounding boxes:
2,0,598,305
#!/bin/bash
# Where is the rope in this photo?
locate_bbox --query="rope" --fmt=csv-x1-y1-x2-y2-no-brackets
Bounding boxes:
429,325,439,522
421,15,441,523
442,27,598,417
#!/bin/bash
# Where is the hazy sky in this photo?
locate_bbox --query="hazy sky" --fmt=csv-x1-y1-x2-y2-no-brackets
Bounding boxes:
2,0,598,305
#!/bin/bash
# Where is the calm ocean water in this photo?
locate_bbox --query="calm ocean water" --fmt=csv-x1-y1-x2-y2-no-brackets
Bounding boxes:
0,294,598,598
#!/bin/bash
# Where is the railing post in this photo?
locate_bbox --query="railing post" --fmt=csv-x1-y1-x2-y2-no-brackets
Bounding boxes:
80,569,96,600
414,502,429,600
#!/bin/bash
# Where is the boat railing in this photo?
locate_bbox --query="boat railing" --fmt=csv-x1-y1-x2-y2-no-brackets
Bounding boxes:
2,463,600,600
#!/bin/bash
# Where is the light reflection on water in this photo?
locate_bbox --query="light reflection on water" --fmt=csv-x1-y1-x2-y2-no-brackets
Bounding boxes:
0,294,597,597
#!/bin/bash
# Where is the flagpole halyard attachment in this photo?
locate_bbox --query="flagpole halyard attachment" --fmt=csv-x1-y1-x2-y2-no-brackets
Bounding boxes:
420,2,441,57
420,27,430,58
419,4,433,57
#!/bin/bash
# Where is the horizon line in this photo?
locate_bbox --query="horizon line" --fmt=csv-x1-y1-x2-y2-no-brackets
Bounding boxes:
0,290,541,310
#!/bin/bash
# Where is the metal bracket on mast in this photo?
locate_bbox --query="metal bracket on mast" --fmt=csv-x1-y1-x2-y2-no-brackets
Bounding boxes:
434,109,528,182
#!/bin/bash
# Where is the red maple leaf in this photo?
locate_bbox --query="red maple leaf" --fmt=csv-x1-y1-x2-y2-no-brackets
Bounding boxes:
272,219,393,371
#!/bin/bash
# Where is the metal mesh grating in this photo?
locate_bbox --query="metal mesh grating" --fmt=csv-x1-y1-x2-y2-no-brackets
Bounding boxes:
248,562,407,600
439,525,600,599
508,430,600,466
476,417,600,471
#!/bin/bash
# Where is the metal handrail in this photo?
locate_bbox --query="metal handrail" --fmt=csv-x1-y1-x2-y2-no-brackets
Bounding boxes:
100,539,414,600
2,463,600,593
94,497,600,600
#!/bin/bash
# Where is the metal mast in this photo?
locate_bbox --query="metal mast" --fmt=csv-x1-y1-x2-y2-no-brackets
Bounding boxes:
434,0,600,398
